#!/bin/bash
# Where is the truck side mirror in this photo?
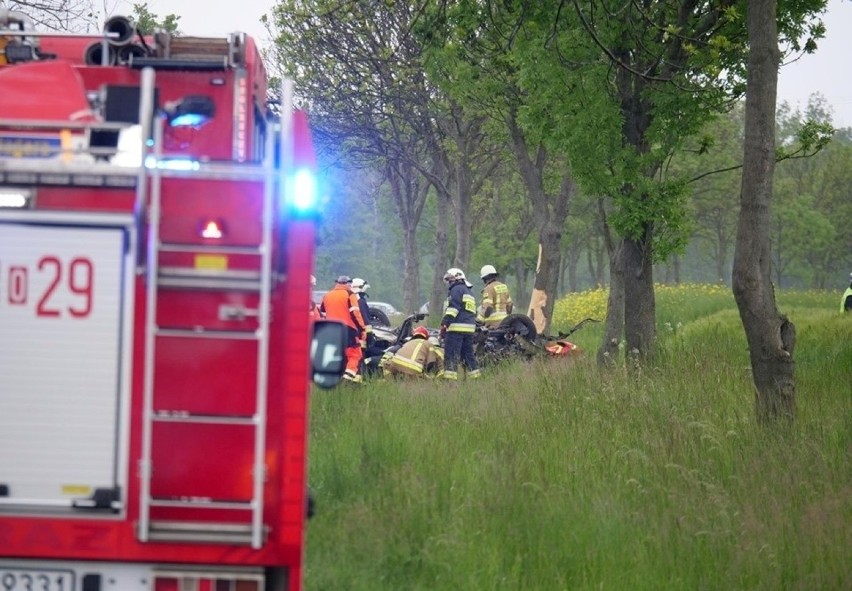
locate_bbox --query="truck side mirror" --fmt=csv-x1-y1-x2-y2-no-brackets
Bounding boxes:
310,320,348,388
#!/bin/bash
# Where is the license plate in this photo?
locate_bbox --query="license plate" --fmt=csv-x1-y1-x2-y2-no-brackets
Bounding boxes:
0,569,74,591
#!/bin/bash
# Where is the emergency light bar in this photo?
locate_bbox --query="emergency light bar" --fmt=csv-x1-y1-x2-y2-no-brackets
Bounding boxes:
290,168,317,212
165,95,215,128
0,187,33,208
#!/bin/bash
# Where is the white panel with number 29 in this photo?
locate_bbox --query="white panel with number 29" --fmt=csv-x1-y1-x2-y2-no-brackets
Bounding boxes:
0,222,128,505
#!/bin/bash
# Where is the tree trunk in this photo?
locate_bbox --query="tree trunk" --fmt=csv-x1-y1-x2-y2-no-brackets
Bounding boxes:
586,248,596,287
565,244,581,293
507,110,574,334
528,222,563,335
732,0,796,424
597,240,624,366
595,241,606,285
622,226,656,362
441,109,491,272
452,154,473,269
402,225,420,313
429,186,453,320
386,159,427,314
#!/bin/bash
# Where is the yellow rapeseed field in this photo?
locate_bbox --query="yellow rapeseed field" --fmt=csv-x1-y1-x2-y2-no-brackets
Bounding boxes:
552,282,836,331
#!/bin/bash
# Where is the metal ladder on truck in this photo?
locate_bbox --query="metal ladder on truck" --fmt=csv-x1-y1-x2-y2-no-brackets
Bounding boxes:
135,67,279,549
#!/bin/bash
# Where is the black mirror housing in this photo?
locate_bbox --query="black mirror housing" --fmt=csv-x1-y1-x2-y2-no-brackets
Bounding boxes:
310,320,348,388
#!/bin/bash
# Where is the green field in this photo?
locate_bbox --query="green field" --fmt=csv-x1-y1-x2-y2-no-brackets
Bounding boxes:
305,285,851,590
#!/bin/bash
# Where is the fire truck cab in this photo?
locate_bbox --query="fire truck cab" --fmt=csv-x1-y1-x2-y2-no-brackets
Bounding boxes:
0,11,345,591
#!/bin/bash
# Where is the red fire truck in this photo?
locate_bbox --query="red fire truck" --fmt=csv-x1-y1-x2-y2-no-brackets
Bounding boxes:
0,12,345,591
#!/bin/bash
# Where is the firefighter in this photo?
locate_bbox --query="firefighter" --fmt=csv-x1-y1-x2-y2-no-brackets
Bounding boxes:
477,264,513,328
439,268,480,380
320,275,367,382
310,275,323,322
351,278,376,350
382,326,444,378
842,273,852,313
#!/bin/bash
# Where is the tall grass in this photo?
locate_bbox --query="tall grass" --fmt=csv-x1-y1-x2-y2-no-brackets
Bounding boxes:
305,286,851,590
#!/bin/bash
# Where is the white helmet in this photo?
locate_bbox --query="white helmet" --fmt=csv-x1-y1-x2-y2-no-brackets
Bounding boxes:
443,267,466,283
480,265,497,280
351,277,370,293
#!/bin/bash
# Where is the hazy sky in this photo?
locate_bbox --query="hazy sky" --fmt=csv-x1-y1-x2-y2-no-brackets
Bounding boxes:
119,0,852,128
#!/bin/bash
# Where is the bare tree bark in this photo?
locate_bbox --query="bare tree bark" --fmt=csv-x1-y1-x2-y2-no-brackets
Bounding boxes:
732,0,796,424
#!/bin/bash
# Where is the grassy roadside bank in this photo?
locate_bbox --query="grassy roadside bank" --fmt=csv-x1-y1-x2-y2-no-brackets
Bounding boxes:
305,286,851,590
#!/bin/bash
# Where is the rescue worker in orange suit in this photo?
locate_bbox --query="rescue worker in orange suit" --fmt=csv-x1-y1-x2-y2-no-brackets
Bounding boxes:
320,275,367,382
439,268,480,380
477,264,513,328
309,275,323,322
381,327,444,378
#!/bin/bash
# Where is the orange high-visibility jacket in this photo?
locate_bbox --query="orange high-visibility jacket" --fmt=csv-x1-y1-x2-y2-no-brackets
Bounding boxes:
321,283,366,330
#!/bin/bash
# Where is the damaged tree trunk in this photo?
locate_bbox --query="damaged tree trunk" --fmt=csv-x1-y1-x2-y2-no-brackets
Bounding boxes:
507,109,574,335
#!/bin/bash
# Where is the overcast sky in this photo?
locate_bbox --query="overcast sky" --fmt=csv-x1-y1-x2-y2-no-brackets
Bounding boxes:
119,0,852,128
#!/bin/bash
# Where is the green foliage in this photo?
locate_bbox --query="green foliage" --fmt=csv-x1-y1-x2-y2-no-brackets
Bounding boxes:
313,167,407,307
130,2,180,35
275,0,843,305
774,98,852,288
667,105,745,281
305,287,850,590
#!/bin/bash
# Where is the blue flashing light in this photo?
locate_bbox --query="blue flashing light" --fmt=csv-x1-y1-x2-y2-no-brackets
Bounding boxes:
144,156,200,171
169,113,209,128
290,168,318,212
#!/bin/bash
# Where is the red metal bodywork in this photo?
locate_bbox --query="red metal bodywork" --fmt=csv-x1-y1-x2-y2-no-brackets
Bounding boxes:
0,27,317,591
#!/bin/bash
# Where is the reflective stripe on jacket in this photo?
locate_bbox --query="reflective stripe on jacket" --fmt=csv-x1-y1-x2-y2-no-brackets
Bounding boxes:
387,338,444,375
442,281,477,333
478,280,513,326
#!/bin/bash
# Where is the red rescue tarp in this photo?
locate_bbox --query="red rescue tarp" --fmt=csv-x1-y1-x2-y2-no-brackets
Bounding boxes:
0,60,93,121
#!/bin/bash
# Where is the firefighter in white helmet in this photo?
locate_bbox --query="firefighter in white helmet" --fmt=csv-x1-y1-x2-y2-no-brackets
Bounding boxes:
439,268,480,380
478,264,513,328
351,278,376,351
